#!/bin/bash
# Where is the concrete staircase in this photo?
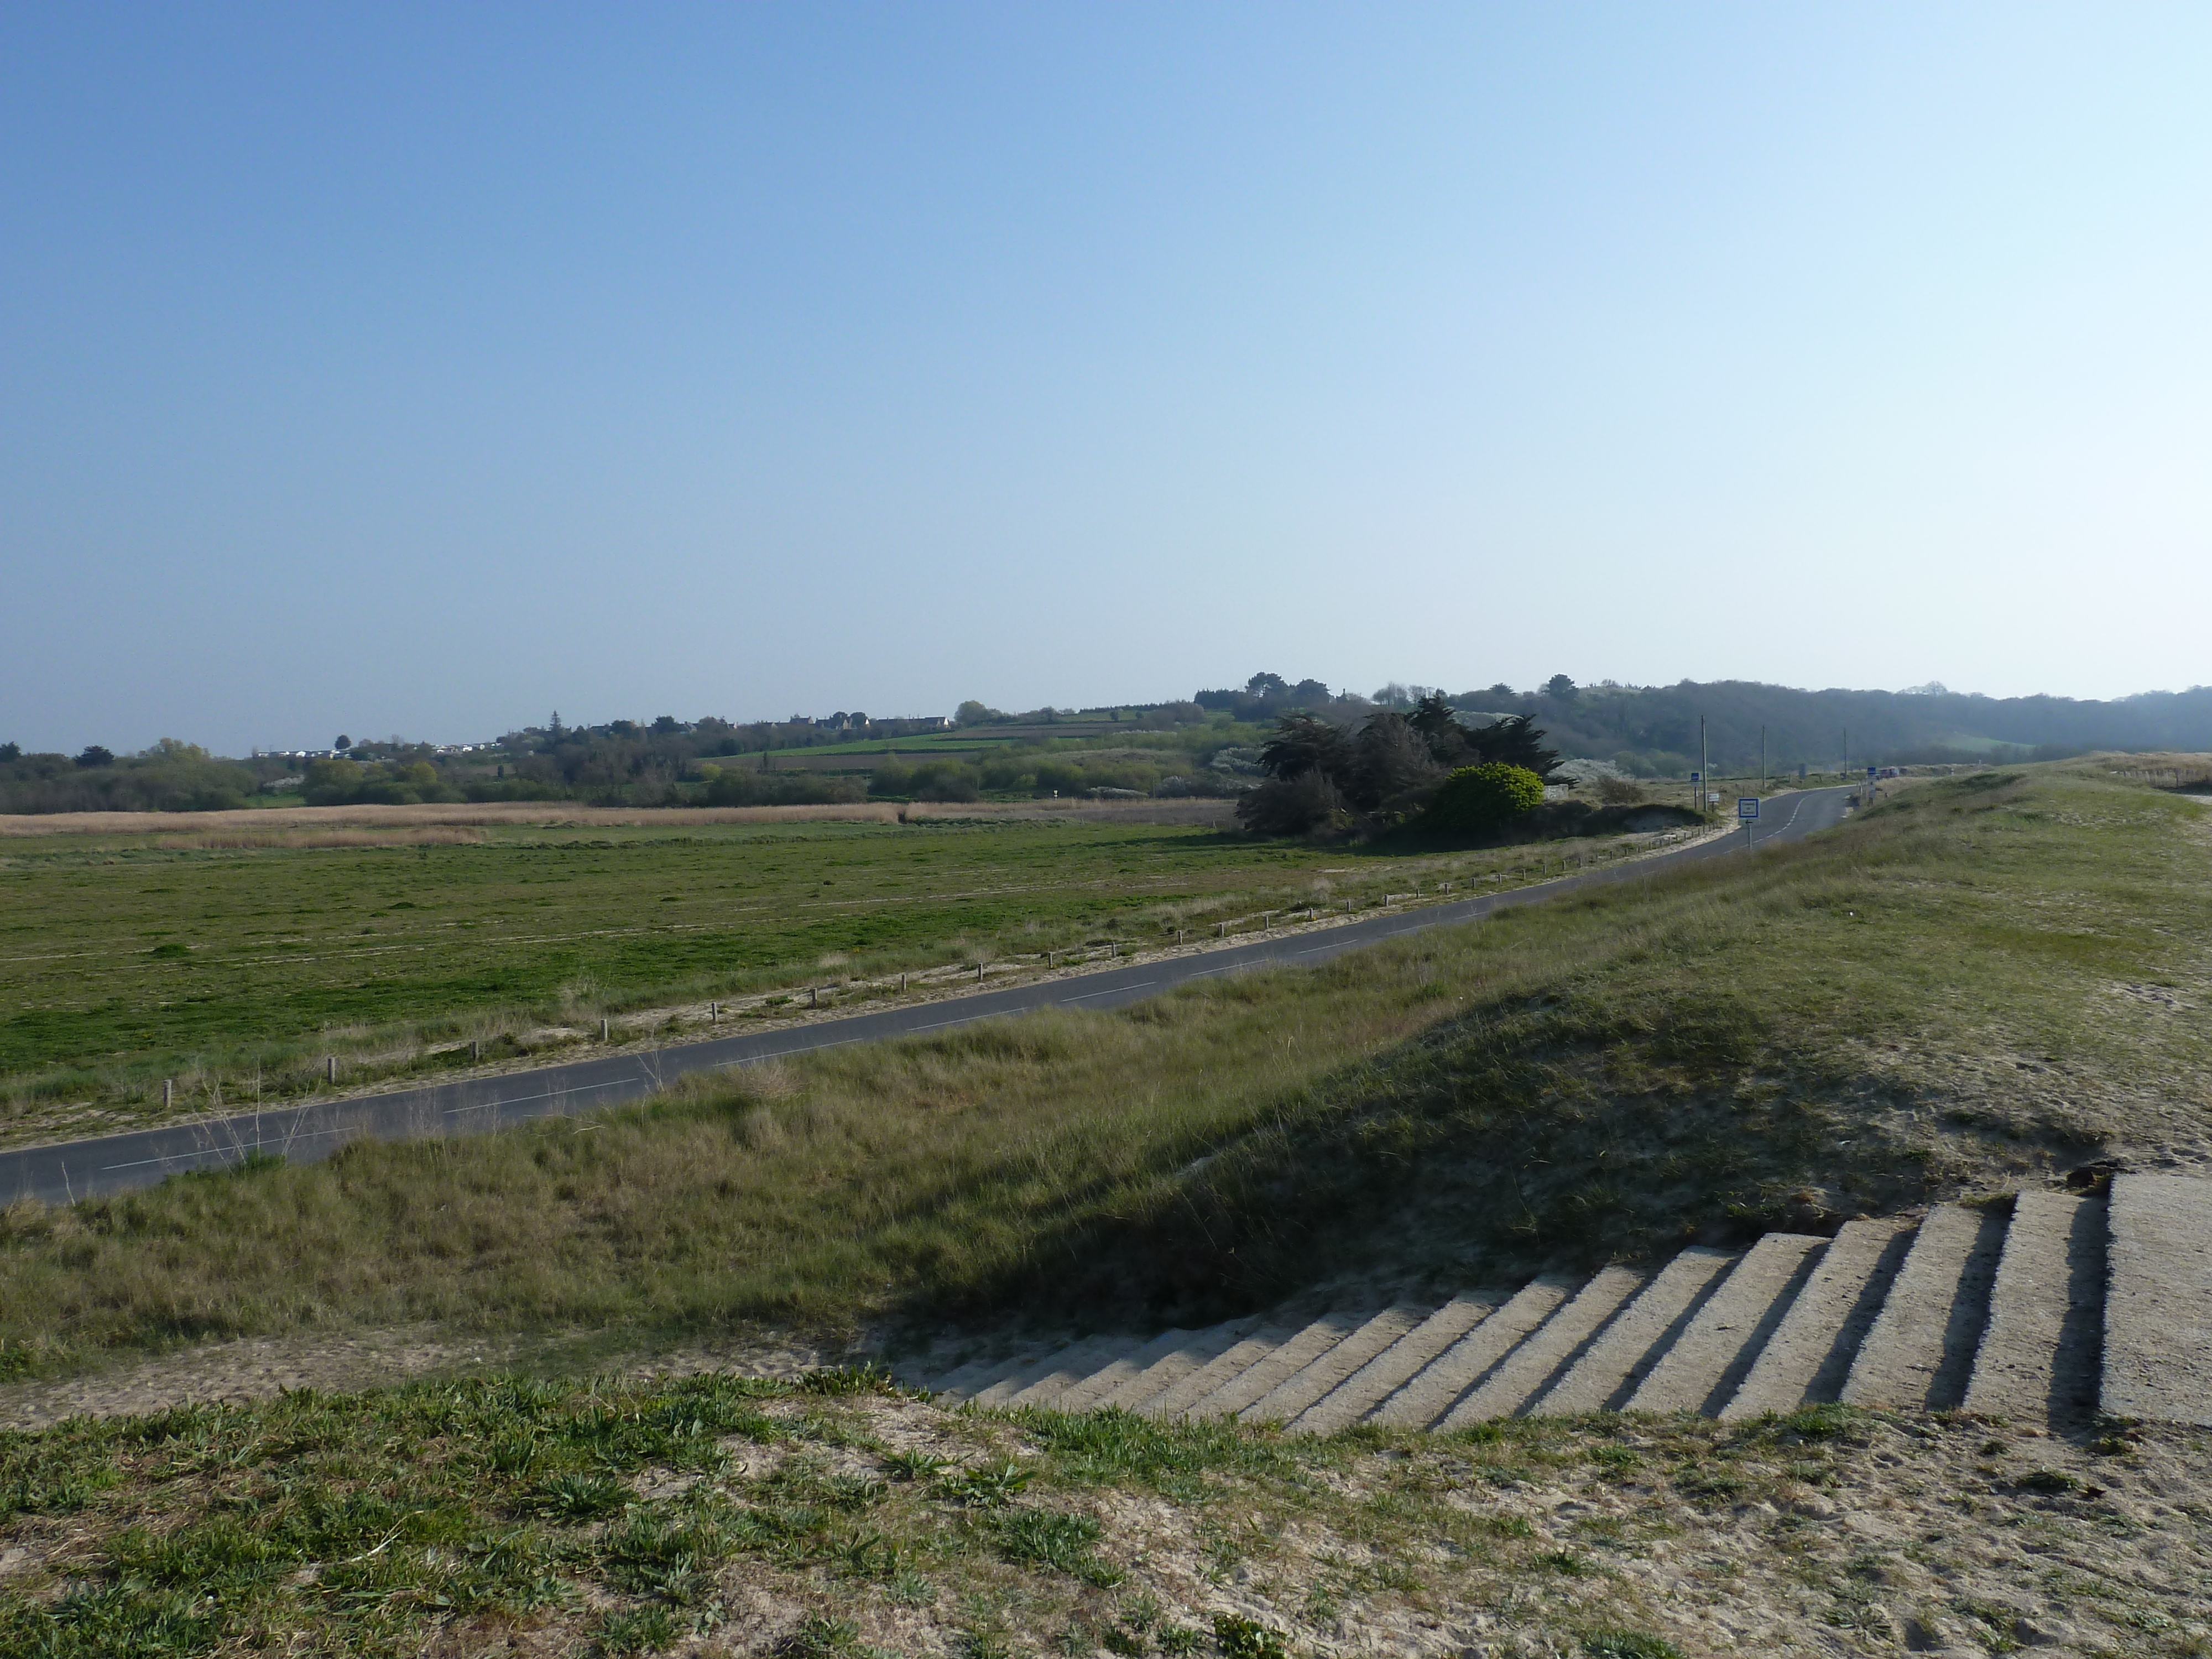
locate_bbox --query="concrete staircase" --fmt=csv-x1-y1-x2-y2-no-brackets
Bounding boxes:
916,1175,2212,1431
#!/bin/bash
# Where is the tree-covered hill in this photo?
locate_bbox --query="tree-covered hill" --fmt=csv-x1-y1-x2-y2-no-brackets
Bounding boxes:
8,676,2210,815
1449,679,2212,775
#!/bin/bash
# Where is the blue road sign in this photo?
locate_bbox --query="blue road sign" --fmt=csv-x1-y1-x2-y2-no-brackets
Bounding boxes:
1738,796,1759,820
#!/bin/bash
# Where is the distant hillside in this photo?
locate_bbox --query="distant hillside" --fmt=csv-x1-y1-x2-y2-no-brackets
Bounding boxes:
1443,680,2212,775
9,676,2208,815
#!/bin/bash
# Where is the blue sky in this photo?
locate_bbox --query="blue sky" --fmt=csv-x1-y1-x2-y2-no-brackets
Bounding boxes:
4,4,2208,753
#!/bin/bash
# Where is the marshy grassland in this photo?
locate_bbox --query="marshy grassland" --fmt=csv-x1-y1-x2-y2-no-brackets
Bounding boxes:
1,761,2205,1379
0,810,1671,1145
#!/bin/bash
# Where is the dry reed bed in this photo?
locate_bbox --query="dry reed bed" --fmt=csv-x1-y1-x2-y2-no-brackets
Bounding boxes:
0,797,1242,838
155,827,490,850
899,797,1237,825
0,800,907,836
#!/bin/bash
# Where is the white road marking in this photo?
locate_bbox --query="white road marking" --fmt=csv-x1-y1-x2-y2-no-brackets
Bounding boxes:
737,1035,874,1056
1060,980,1157,1002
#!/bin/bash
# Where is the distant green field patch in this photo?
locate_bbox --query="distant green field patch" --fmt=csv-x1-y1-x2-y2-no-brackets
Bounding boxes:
0,816,1629,1134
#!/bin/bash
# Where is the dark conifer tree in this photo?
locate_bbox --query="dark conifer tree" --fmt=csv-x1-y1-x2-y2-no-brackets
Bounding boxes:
1352,711,1443,811
1467,714,1562,780
1406,693,1475,766
1258,712,1354,782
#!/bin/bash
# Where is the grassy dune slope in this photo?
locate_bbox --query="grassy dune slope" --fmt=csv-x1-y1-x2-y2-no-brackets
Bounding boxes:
2,763,2206,1374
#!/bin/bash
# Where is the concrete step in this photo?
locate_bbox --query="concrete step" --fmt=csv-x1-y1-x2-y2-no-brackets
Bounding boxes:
1180,1313,1359,1420
1095,1319,1261,1413
2102,1173,2212,1427
924,1358,998,1402
1370,1278,1574,1429
1721,1217,1915,1419
1842,1204,2007,1411
1963,1191,2104,1426
1241,1305,1431,1425
1437,1265,1647,1428
1287,1293,1501,1435
931,1174,2210,1432
928,1342,1055,1402
1530,1248,1738,1417
981,1334,1132,1407
1049,1328,1201,1413
1627,1233,1827,1415
1136,1326,1294,1420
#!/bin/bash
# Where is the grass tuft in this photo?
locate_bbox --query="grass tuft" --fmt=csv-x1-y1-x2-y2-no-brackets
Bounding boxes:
1581,1631,1684,1659
1212,1612,1290,1659
986,1508,1121,1585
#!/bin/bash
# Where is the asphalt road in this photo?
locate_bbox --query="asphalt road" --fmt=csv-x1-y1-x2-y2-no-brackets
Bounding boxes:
2,786,1855,1206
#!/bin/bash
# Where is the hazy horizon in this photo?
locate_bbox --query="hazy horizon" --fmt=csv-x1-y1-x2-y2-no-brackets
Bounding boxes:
7,5,2209,753
12,670,2212,761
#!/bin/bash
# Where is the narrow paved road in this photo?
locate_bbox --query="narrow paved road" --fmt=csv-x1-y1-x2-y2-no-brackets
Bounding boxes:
3,787,1855,1206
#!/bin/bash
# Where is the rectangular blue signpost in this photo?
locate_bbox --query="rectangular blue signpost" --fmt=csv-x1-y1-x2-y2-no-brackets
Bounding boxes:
1738,795,1759,844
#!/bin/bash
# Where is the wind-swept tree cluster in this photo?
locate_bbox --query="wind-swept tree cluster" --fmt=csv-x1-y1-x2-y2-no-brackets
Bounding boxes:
1236,695,1561,837
0,740,255,814
1190,672,1346,723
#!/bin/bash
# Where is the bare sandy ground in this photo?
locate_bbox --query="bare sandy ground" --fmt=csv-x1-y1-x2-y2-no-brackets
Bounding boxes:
4,1357,2202,1658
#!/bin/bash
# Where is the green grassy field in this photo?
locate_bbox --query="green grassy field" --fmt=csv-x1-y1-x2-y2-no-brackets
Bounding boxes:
0,815,1664,1139
2,762,2204,1376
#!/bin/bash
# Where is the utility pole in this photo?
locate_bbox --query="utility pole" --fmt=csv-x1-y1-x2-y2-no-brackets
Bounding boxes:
1761,725,1767,791
1700,716,1708,820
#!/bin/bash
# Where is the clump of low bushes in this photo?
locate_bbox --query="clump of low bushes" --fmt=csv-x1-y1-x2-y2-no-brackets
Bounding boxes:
869,759,983,802
870,747,1192,802
1234,695,1562,839
301,757,460,807
1425,763,1546,833
699,770,865,806
0,740,256,815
